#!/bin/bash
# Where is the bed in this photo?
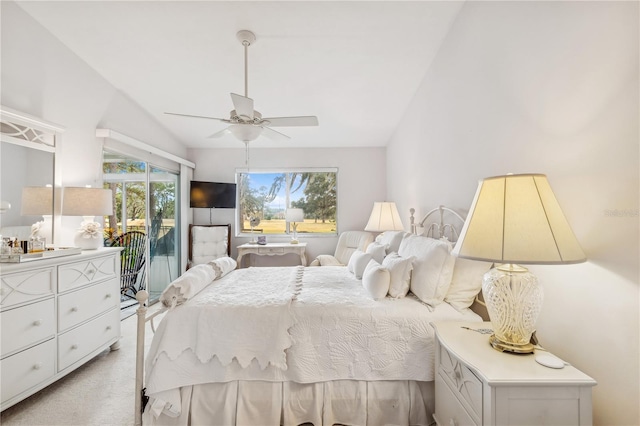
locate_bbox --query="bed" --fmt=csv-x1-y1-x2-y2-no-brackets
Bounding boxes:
135,207,491,425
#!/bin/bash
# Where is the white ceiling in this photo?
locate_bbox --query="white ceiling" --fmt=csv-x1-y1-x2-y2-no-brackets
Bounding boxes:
16,1,464,149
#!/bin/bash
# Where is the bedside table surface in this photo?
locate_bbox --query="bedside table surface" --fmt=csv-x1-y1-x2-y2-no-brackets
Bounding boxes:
433,321,596,387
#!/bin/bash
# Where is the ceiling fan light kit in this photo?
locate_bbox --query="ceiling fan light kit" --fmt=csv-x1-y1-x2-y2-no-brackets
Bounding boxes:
165,29,318,146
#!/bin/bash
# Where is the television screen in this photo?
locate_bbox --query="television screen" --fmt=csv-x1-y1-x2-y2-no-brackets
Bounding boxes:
189,181,237,208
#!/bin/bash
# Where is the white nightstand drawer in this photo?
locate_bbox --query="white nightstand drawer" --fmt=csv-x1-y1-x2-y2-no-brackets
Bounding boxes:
58,255,117,293
438,342,483,420
58,307,119,371
58,278,119,331
435,373,478,426
258,247,285,254
0,338,56,404
0,267,55,308
1,298,55,358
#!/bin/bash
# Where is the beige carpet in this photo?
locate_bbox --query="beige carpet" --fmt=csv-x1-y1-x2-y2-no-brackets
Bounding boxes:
1,305,162,426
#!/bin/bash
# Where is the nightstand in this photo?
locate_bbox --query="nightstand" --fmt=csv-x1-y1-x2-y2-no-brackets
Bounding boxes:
432,322,596,426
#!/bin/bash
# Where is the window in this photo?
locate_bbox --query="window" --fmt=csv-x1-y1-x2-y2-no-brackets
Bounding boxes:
237,169,337,235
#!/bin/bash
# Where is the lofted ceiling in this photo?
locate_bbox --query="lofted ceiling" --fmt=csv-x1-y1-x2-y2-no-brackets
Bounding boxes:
16,1,463,149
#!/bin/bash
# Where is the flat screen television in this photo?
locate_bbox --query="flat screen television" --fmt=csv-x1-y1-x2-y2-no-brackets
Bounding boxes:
189,181,237,208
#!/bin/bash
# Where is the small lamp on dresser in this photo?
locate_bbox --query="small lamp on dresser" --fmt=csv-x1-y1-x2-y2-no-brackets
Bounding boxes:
62,186,113,250
21,185,54,245
285,208,304,244
452,174,586,354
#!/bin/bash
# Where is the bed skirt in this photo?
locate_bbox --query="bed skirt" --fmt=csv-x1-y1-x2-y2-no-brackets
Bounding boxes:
142,379,435,426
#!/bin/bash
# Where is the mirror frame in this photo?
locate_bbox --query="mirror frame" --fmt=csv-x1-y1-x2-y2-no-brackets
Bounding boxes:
0,106,64,245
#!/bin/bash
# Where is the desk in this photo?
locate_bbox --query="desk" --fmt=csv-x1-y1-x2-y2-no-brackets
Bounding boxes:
237,242,307,268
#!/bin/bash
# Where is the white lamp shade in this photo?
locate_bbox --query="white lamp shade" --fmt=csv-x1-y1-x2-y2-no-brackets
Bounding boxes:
364,202,404,232
229,124,262,142
286,208,304,223
62,187,113,216
452,174,585,264
21,186,53,215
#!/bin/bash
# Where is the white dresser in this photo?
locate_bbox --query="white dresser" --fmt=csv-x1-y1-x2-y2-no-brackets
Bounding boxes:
0,248,122,410
433,321,596,426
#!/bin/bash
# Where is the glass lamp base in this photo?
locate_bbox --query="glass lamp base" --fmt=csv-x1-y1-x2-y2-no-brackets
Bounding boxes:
482,264,543,354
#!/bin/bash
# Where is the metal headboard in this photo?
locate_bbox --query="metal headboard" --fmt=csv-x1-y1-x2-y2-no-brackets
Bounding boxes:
409,205,465,243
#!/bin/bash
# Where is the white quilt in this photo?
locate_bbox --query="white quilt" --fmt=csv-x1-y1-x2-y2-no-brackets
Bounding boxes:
144,266,481,417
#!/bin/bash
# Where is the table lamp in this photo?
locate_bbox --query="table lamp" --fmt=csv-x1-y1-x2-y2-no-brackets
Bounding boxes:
21,186,54,245
285,208,304,244
452,174,586,353
62,187,113,249
364,201,404,232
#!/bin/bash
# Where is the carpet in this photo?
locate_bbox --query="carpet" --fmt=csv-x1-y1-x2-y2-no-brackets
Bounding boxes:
1,304,162,426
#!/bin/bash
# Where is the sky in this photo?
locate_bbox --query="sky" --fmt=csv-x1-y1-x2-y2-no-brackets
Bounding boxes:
247,173,305,210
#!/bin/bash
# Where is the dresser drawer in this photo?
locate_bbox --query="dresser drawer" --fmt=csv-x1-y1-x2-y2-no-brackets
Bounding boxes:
58,278,119,331
1,298,55,358
0,267,55,308
438,342,482,422
258,247,284,254
435,373,478,426
1,338,56,404
58,254,117,293
58,307,119,371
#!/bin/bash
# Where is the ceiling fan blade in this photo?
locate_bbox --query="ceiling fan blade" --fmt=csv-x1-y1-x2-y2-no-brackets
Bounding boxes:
165,112,230,123
261,126,291,143
207,128,231,138
262,116,319,127
230,93,254,120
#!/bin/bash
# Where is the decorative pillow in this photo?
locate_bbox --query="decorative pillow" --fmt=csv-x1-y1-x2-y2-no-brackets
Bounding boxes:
362,259,390,300
445,258,492,311
375,231,407,254
365,242,388,264
398,234,455,306
382,253,414,298
347,250,373,279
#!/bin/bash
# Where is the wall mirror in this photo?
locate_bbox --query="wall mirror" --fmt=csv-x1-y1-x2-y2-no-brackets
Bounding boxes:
0,106,64,244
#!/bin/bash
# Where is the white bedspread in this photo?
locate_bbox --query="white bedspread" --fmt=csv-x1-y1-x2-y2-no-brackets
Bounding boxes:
144,266,481,416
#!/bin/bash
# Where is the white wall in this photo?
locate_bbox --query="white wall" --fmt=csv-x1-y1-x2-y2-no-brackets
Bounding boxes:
387,2,639,425
1,2,187,245
188,147,386,262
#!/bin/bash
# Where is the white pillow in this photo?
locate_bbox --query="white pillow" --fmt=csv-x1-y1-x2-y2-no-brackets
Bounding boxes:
366,242,388,264
375,231,406,254
347,250,373,279
382,253,414,298
398,234,455,306
362,259,390,300
445,258,492,311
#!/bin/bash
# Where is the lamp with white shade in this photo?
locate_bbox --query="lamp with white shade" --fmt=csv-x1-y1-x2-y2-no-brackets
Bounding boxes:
285,208,304,244
21,186,54,245
62,187,113,250
364,201,404,232
452,174,586,354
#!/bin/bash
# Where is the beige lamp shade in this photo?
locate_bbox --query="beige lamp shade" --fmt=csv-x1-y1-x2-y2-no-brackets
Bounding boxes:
364,202,404,232
21,186,53,215
285,208,304,223
61,187,113,216
452,174,585,264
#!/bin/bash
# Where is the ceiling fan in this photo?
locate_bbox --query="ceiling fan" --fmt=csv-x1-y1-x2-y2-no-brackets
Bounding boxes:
165,30,318,144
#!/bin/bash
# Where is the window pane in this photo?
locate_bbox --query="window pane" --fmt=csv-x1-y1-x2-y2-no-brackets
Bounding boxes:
237,170,337,235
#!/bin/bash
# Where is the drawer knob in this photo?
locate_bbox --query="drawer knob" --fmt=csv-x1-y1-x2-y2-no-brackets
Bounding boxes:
33,362,43,370
87,269,96,275
71,307,78,312
455,369,462,380
71,344,78,350
106,326,112,331
33,319,42,326
106,293,112,298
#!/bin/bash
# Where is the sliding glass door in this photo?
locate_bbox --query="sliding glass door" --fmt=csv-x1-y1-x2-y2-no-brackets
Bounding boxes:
103,151,180,305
